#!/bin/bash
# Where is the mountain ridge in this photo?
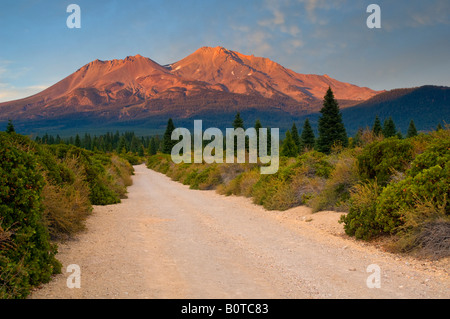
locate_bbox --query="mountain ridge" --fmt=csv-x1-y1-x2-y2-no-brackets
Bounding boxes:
0,46,380,123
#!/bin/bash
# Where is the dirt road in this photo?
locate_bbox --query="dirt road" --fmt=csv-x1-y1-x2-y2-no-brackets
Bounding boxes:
31,164,449,299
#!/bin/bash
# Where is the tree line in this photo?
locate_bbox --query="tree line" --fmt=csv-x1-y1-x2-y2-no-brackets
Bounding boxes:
7,86,442,158
159,87,433,159
31,130,164,157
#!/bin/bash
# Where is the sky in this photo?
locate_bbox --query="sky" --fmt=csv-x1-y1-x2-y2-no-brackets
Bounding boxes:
0,0,449,102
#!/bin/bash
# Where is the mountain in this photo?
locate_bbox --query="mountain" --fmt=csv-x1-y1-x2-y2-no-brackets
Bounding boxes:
168,47,377,104
0,46,380,135
341,85,450,134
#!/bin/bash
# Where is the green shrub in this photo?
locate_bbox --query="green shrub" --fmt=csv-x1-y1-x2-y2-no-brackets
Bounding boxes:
376,164,449,234
339,180,383,240
195,165,222,190
261,179,302,211
310,152,359,212
119,152,144,165
41,156,92,240
0,132,134,298
342,130,450,244
0,133,61,299
234,169,260,197
47,144,131,205
408,134,450,178
298,151,333,178
357,137,414,185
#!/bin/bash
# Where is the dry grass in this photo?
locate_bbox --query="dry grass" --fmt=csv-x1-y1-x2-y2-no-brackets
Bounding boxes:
394,196,450,259
309,152,359,212
0,219,14,251
42,157,92,240
414,219,450,259
107,155,134,199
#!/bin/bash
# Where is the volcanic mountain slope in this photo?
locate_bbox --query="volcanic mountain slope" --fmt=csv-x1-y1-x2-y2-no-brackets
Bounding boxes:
169,46,377,103
0,46,380,123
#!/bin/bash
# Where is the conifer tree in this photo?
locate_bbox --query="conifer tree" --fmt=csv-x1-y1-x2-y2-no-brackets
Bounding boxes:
130,135,140,153
436,123,443,131
6,119,15,133
281,130,298,157
163,118,176,154
372,115,382,136
149,137,158,155
75,134,81,148
232,112,244,129
406,120,418,138
117,136,127,153
254,119,262,154
291,122,301,155
382,117,397,138
138,145,145,157
352,128,364,148
231,112,245,155
316,88,348,154
300,118,315,151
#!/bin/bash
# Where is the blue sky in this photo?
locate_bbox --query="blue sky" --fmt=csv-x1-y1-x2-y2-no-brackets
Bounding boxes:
0,0,449,102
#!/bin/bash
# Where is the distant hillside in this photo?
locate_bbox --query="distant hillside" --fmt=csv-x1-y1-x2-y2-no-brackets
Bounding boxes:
341,85,449,134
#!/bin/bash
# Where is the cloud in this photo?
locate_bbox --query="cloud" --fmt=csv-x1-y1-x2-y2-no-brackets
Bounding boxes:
409,1,450,26
297,0,347,23
383,0,450,31
256,0,304,39
0,83,49,102
0,59,48,102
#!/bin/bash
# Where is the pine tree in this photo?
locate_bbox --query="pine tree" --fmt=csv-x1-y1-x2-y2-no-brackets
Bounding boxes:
74,134,81,147
372,115,382,136
92,136,100,151
130,135,140,154
117,136,127,153
254,119,262,154
82,133,90,150
436,123,443,131
6,119,15,133
316,88,348,154
291,122,301,155
231,112,245,155
281,130,298,157
149,137,158,155
163,118,176,154
406,120,418,138
232,112,245,129
382,117,397,138
300,118,315,151
352,128,364,148
138,145,145,157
